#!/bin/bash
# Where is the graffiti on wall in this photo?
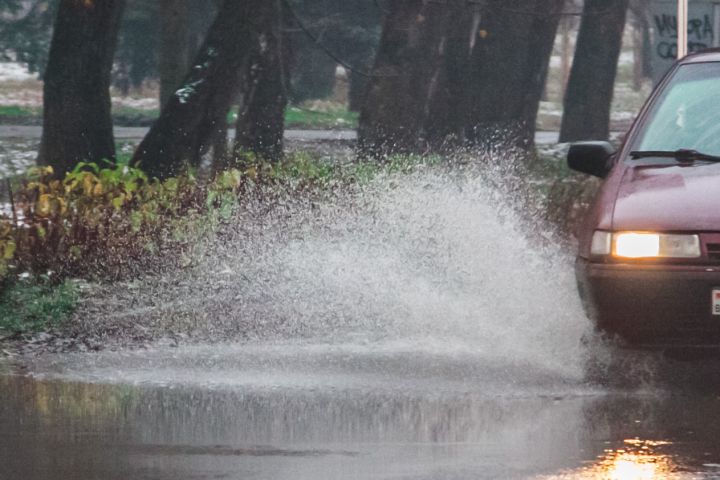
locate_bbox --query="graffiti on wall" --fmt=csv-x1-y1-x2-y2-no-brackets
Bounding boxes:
649,2,720,82
654,13,714,59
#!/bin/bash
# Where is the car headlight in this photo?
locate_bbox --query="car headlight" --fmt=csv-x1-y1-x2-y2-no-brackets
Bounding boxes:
590,231,701,259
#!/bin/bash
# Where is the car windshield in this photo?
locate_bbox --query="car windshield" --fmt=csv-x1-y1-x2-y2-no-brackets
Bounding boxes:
632,62,720,157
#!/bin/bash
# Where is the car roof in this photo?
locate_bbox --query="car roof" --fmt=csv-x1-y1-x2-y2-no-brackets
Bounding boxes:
680,49,720,64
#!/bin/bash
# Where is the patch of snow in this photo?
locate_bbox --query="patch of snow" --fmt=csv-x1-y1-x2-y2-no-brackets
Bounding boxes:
112,97,159,110
539,101,562,116
611,111,636,121
0,90,42,107
619,50,634,66
0,62,35,83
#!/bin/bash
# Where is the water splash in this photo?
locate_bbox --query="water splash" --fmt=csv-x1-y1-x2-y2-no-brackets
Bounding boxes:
49,155,597,391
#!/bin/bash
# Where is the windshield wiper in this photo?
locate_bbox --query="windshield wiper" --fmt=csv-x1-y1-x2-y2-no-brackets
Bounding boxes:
630,149,720,163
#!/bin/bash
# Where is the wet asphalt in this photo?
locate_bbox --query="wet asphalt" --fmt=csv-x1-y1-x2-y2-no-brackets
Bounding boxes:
3,344,720,480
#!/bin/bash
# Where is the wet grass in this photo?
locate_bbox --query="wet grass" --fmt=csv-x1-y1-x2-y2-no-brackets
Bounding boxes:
0,103,359,130
0,279,79,336
0,105,42,125
284,106,358,130
0,105,159,127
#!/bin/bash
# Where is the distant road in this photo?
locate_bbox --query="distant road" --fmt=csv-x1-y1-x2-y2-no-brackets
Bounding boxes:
0,125,569,145
0,126,358,142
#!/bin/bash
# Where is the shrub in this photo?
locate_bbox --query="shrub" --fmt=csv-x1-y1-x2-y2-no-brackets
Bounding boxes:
0,278,79,335
0,162,245,284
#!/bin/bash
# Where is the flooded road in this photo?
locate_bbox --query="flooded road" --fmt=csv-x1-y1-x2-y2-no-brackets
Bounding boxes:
2,152,717,479
4,344,720,480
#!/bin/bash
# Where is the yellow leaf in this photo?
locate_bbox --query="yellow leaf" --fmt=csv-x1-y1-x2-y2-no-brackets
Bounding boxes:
57,197,68,215
83,174,94,196
2,240,15,260
37,194,53,217
112,195,125,210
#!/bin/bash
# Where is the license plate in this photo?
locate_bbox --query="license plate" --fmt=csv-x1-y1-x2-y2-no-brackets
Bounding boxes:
713,289,720,316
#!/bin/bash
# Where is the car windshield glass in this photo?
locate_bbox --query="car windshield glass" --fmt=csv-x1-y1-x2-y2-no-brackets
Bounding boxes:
632,62,720,157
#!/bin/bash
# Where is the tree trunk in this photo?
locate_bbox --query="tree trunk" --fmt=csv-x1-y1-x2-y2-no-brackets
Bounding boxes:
423,3,481,149
357,0,456,157
630,0,652,86
232,1,288,164
37,0,126,177
348,70,370,112
289,39,337,102
465,0,563,150
559,0,629,143
132,0,276,179
159,0,191,109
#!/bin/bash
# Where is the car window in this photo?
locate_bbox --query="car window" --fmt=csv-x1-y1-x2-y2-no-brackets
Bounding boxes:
633,63,720,156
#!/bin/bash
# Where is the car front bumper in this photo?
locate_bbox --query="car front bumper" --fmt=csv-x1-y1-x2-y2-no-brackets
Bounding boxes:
576,258,720,344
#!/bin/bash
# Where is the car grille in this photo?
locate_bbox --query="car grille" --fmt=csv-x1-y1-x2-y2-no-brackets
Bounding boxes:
707,243,720,261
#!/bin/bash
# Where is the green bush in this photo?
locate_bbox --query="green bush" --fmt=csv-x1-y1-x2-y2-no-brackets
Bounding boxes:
0,279,79,335
0,153,441,287
1,162,245,283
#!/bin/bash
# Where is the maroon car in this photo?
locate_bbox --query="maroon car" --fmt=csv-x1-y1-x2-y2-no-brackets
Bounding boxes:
570,50,720,345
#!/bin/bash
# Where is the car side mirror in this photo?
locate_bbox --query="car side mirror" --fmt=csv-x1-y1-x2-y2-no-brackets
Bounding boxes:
567,141,615,178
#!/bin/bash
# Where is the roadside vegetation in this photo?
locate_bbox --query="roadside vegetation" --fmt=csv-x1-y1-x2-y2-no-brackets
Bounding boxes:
0,278,78,336
0,152,443,339
0,146,596,343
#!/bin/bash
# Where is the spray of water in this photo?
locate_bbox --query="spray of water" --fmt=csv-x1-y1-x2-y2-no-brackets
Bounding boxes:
51,149,601,391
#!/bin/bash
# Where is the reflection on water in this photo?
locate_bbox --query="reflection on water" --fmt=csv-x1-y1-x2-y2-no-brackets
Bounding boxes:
600,439,674,480
543,439,682,480
2,372,720,480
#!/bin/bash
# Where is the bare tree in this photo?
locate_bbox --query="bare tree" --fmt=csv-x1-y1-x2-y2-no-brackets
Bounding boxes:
359,0,562,155
424,3,482,149
559,0,630,142
465,0,564,149
159,0,191,108
232,1,288,164
38,0,126,176
132,0,279,179
358,0,457,157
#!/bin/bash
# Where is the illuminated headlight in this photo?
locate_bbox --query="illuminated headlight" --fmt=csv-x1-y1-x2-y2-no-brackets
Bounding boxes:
590,231,701,258
613,232,700,259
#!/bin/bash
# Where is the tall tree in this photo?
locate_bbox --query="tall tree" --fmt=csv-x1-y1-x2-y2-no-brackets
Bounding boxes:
465,0,563,149
359,0,561,155
357,0,457,157
115,0,160,95
559,0,629,142
285,0,381,105
290,41,337,103
37,0,126,176
233,0,288,164
132,0,278,179
0,0,57,75
423,3,482,149
159,0,191,108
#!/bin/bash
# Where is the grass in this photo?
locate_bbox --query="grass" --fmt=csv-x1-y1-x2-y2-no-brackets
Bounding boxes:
0,103,360,130
284,106,358,130
112,106,159,127
0,105,159,127
0,105,42,125
0,279,79,336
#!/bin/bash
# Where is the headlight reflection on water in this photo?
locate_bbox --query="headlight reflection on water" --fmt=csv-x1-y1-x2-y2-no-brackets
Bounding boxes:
541,439,681,480
598,440,674,480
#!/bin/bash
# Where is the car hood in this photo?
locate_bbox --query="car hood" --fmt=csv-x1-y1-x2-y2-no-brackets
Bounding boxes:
612,162,720,231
